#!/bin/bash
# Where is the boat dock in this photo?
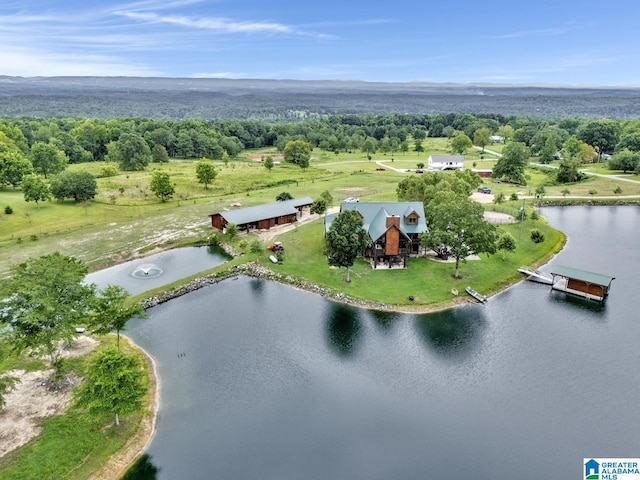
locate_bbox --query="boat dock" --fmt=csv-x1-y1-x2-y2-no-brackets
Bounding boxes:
550,265,615,302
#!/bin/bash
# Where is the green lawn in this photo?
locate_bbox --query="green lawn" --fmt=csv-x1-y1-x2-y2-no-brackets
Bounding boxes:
252,215,564,309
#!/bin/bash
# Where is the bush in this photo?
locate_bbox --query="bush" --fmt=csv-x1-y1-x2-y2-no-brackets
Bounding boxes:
99,164,120,178
4,205,13,214
530,229,545,243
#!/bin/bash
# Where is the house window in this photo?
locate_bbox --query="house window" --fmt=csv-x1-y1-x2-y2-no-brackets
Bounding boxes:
406,216,417,224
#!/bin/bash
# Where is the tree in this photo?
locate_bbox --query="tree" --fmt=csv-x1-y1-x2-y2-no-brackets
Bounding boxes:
450,131,472,154
22,173,51,207
195,158,217,189
473,127,491,153
578,120,620,159
29,142,68,178
149,171,175,202
0,150,33,188
496,125,514,143
320,190,333,206
361,137,377,159
90,286,147,349
311,198,327,216
497,233,517,260
539,136,557,164
420,192,497,278
108,133,152,171
556,159,584,183
50,170,97,202
0,253,96,376
492,142,530,185
74,346,147,426
325,210,369,283
609,149,640,173
151,144,169,163
276,191,293,201
264,155,274,172
283,140,311,168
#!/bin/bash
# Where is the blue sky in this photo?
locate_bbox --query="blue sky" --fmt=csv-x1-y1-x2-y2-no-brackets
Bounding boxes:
1,0,638,85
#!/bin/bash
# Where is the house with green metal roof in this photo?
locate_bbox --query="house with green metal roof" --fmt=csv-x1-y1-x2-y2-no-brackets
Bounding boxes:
325,202,428,269
209,197,313,233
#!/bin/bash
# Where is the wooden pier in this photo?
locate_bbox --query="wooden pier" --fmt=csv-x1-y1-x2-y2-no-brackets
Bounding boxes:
550,266,615,302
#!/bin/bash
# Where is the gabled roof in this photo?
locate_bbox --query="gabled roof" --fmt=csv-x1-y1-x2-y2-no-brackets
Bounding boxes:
327,201,428,239
428,154,464,163
210,197,313,225
550,265,615,287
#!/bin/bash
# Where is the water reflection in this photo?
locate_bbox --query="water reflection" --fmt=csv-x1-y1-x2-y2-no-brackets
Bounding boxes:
367,309,401,333
249,277,265,297
325,302,362,357
548,290,607,316
120,454,159,479
414,306,487,360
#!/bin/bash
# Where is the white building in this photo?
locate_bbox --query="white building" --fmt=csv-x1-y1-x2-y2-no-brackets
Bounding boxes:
427,155,464,171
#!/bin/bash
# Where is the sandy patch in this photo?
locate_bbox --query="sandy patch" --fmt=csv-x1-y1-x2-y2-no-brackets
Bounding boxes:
0,336,99,458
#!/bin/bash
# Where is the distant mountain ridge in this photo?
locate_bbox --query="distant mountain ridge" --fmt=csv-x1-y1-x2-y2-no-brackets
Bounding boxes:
1,76,639,119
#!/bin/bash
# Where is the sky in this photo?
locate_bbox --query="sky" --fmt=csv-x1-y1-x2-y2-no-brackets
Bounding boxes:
1,0,639,86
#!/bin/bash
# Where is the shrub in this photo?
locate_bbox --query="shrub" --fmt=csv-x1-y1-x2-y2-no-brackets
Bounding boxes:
99,164,120,178
4,205,13,214
530,229,545,243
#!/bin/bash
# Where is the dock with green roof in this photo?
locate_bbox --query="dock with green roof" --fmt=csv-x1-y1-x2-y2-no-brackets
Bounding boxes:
550,265,615,302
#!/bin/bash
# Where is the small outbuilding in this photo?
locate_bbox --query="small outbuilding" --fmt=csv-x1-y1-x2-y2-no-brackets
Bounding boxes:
550,265,615,302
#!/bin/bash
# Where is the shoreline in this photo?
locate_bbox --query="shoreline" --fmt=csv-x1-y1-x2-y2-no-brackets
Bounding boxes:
88,338,160,480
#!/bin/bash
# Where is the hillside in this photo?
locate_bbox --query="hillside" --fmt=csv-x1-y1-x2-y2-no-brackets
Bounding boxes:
1,76,639,119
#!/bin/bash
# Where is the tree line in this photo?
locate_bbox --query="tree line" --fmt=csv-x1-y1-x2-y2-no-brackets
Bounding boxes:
3,113,640,205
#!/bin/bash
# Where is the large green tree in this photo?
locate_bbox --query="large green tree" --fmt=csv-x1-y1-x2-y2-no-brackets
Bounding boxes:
195,158,217,189
473,127,491,153
0,253,96,375
49,170,97,202
283,140,311,168
577,119,620,159
325,210,369,283
609,149,640,173
450,131,472,154
75,346,147,426
90,286,147,349
22,173,51,207
0,149,33,188
421,192,497,278
149,170,175,202
107,133,152,171
29,142,68,178
492,142,530,185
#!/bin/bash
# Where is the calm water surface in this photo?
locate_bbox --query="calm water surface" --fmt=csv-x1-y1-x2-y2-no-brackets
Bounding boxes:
85,246,229,296
126,206,640,479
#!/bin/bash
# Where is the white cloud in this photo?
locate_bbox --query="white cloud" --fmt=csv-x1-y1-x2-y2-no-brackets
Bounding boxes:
0,48,160,77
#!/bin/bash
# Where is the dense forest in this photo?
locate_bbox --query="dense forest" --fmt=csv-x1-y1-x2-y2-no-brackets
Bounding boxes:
1,76,640,119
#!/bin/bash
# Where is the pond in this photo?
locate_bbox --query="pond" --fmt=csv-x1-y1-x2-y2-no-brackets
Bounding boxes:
125,206,640,479
85,246,230,296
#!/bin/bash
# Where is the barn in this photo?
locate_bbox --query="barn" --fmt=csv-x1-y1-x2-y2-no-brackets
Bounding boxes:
209,197,313,233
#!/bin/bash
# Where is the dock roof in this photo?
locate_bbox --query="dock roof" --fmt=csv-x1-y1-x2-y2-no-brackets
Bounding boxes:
550,265,615,287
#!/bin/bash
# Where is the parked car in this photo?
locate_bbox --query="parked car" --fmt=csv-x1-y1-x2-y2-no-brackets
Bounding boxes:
415,169,424,174
344,197,359,203
477,186,492,194
376,167,385,171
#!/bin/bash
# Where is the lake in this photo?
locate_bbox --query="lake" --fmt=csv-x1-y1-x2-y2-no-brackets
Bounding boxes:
126,206,640,479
